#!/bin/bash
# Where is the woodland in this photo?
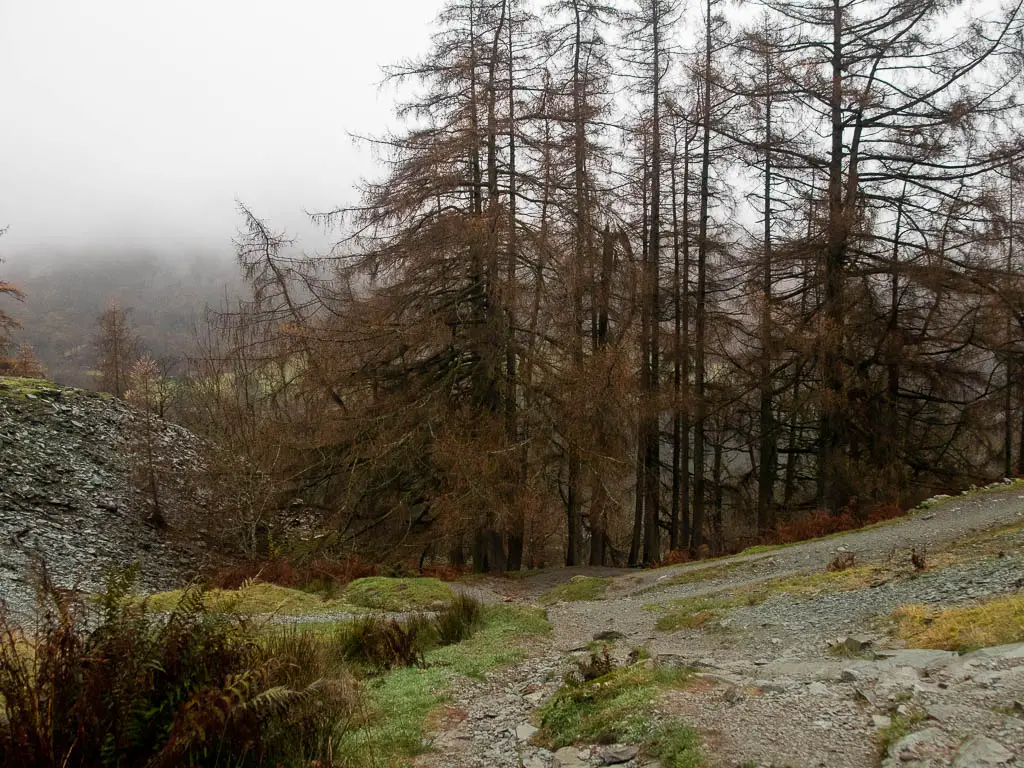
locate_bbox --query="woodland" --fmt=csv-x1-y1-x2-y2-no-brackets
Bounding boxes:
4,0,1024,573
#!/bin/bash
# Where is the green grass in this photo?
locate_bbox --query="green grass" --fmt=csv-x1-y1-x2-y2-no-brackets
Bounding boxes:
536,662,693,749
539,576,612,605
337,604,550,766
652,595,750,631
648,721,704,768
145,577,457,617
877,711,927,758
0,376,63,399
430,604,550,678
344,576,454,611
144,583,367,616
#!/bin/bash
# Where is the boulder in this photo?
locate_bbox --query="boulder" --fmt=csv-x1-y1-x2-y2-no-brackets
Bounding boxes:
951,736,1014,767
598,744,640,765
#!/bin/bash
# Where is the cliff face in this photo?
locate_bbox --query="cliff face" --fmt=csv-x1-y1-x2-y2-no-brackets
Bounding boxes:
0,377,210,616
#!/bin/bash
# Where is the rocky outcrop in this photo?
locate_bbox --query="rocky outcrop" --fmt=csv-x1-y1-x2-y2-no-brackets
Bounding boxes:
0,377,210,617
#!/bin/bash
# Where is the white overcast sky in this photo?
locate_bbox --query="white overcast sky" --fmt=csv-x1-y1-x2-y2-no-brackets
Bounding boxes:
0,0,446,258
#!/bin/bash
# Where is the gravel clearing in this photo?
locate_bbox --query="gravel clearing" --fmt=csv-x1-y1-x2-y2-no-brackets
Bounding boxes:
415,487,1024,768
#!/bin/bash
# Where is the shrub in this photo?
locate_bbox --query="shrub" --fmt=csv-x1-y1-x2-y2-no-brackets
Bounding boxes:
910,546,927,571
209,554,378,594
776,509,857,543
827,552,857,572
0,567,352,768
433,594,483,646
420,563,468,582
570,647,615,683
657,549,692,567
337,616,427,671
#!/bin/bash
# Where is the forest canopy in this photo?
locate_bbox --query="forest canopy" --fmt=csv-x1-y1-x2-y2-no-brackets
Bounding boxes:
17,0,1024,573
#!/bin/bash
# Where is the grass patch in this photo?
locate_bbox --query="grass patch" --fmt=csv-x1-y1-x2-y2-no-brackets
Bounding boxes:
539,576,612,605
145,583,365,616
766,565,879,596
638,562,744,595
877,711,927,758
0,376,63,399
648,721,704,768
536,662,692,748
431,604,550,678
337,604,550,766
147,577,455,616
738,543,786,555
651,566,881,632
652,595,748,632
647,569,880,634
892,591,1024,652
344,577,454,611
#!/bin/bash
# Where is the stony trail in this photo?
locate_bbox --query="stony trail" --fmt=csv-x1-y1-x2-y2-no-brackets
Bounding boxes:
420,487,1024,768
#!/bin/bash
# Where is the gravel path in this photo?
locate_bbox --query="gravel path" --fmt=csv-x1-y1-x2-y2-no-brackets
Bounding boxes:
416,486,1024,768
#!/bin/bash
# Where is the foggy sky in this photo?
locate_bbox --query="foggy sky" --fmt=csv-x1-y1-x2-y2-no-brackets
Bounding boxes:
0,0,444,260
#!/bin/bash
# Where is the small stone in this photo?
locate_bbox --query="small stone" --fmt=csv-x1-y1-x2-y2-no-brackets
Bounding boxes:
599,744,640,765
553,747,589,768
515,723,538,741
656,653,689,669
951,735,1014,767
807,681,830,695
873,715,892,728
885,727,945,765
926,705,956,722
753,679,795,693
525,690,547,705
522,755,550,768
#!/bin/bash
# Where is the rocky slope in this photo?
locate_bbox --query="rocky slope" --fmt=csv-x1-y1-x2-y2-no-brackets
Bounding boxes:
429,489,1024,768
0,377,211,618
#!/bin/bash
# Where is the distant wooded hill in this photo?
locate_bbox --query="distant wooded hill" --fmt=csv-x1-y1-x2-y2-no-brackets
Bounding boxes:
3,251,242,387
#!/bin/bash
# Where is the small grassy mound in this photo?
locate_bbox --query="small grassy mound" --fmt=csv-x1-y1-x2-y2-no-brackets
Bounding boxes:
0,376,63,399
892,591,1024,652
539,576,612,605
145,583,360,616
344,576,454,611
537,661,693,749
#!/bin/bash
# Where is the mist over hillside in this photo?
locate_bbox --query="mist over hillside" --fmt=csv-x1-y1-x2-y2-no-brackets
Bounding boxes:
2,249,243,387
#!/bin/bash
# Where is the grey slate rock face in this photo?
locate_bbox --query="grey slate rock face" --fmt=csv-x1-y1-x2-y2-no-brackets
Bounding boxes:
0,380,211,617
951,736,1014,767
